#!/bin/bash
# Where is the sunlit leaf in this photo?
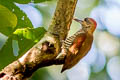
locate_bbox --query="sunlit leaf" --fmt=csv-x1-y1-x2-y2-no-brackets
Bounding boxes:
0,4,17,35
0,0,33,32
13,27,46,42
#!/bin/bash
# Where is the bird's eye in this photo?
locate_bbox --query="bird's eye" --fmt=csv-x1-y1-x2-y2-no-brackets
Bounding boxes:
84,18,88,21
84,18,91,24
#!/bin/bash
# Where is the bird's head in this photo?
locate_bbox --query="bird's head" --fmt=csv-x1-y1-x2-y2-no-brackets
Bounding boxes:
74,17,97,33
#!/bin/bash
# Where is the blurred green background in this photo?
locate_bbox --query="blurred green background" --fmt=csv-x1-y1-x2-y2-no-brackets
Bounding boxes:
0,0,120,80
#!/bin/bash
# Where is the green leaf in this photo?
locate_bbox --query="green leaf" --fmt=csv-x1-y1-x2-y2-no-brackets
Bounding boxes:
15,37,36,57
13,27,46,56
0,0,52,4
33,0,52,3
0,37,16,69
0,27,46,69
0,0,48,69
13,28,36,41
0,4,17,35
13,27,46,42
0,0,33,36
5,0,52,4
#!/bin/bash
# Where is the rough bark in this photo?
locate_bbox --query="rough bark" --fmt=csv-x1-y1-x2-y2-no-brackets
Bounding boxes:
0,0,78,80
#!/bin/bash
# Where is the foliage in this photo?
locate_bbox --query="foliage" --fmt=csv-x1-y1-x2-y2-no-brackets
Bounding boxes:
0,0,50,69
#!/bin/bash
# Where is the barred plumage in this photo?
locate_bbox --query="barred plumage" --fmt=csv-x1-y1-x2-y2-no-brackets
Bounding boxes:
56,29,85,59
62,29,85,51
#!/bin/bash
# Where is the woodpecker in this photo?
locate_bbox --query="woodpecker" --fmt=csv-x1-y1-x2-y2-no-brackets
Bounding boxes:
59,17,97,73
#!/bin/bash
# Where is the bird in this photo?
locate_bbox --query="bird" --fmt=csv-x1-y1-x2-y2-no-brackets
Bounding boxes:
59,17,97,73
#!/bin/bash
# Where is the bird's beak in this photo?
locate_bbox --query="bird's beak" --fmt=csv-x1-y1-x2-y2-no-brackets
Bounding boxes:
73,18,83,24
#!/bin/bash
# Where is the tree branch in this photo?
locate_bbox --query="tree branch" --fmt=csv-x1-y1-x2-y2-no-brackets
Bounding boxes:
0,0,78,80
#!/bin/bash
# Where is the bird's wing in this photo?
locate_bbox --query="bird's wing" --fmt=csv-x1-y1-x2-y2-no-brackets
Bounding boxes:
61,33,87,73
68,33,86,54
